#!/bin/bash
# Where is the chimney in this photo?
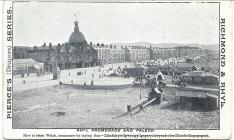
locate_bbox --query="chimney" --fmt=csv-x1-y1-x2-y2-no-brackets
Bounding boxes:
49,43,52,49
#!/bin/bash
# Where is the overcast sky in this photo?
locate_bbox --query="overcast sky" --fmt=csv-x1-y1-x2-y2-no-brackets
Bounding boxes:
14,2,219,46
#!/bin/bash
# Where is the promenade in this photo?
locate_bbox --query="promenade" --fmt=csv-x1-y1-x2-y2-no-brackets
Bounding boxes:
13,62,132,92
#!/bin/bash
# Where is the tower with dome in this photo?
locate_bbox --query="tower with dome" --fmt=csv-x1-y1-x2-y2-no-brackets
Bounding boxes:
20,19,100,72
59,19,100,69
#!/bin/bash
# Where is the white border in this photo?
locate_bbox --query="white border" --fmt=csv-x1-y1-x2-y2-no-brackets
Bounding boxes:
1,1,233,139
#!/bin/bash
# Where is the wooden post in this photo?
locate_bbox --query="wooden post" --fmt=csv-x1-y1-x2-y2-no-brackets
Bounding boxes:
59,81,62,89
139,105,143,111
127,105,131,115
26,66,29,77
206,98,209,111
178,97,181,111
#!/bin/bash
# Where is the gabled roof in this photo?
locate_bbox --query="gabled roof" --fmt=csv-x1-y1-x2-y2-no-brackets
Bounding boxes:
181,71,218,78
156,70,164,79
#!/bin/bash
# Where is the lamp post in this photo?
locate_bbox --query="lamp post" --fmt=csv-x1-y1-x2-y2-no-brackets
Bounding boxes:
52,49,60,80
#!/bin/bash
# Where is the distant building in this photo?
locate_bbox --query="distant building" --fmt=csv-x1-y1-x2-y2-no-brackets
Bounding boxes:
78,44,205,65
109,45,125,63
92,43,110,65
14,20,100,72
150,47,176,59
92,44,125,64
14,19,206,70
149,46,160,59
174,46,201,57
125,46,150,62
14,46,29,59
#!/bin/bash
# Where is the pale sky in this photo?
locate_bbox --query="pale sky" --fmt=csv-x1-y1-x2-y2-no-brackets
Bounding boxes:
13,2,219,46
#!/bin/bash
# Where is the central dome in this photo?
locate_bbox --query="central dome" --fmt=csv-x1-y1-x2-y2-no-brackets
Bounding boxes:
69,31,86,43
68,20,86,44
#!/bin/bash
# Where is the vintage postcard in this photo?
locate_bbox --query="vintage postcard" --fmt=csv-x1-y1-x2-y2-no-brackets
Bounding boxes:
1,0,232,139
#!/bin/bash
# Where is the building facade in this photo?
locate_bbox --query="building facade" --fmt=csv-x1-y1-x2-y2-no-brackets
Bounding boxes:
92,43,110,65
174,46,201,58
92,44,125,64
14,20,205,69
14,46,29,59
14,20,100,72
149,46,201,60
109,45,125,64
125,46,150,62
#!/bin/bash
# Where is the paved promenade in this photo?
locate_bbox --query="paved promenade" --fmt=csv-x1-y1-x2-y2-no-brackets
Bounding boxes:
13,62,132,92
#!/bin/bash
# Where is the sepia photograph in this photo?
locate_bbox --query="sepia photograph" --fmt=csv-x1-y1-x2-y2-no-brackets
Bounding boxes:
12,2,220,130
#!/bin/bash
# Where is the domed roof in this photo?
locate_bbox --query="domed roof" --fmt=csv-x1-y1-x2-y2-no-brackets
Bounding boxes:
68,20,86,44
69,30,86,44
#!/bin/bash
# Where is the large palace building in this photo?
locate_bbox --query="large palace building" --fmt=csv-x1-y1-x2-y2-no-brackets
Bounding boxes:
14,20,100,72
